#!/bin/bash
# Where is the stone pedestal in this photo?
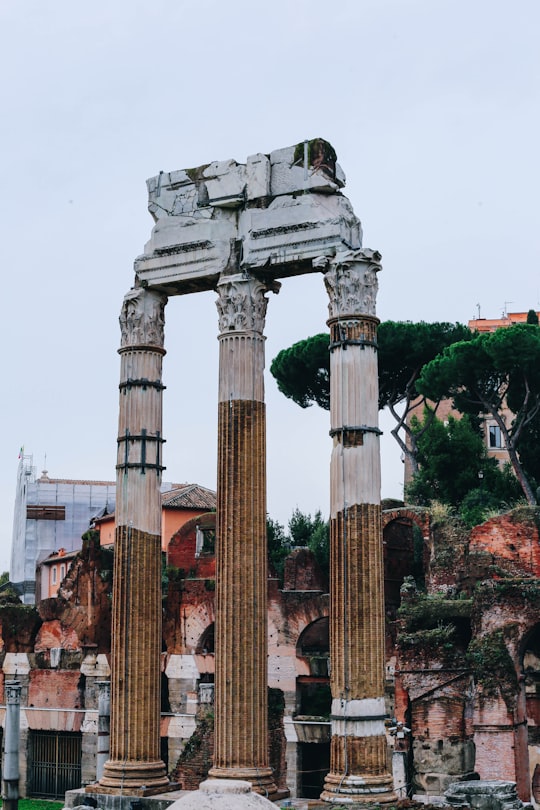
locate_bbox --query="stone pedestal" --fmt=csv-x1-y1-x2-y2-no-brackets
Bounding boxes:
98,287,170,794
2,680,21,810
320,251,395,803
208,274,279,796
168,779,277,809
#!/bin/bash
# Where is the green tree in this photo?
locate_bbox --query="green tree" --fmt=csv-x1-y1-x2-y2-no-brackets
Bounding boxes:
288,507,326,547
270,321,471,474
377,321,471,475
308,520,330,577
417,324,540,504
288,508,329,578
270,333,330,409
267,517,290,585
516,314,539,492
267,510,330,584
515,410,540,494
406,410,520,514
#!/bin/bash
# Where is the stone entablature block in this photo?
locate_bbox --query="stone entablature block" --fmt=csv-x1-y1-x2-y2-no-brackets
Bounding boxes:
134,139,363,294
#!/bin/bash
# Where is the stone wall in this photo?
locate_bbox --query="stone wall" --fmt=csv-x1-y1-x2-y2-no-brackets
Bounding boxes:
394,506,540,802
4,506,540,800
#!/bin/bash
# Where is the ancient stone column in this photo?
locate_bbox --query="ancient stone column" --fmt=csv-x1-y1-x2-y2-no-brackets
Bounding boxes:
98,286,169,794
320,250,395,803
2,680,21,810
208,273,279,796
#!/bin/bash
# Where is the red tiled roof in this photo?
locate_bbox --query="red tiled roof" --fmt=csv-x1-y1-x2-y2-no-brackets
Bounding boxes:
161,484,216,510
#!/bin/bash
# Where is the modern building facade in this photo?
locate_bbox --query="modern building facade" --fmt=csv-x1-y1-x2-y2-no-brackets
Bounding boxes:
10,457,115,604
10,455,216,604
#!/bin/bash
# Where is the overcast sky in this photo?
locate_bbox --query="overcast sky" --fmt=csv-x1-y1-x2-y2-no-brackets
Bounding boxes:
0,0,538,573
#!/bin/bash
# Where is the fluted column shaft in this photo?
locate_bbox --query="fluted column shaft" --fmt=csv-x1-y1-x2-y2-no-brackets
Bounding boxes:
209,274,279,796
321,251,395,803
99,287,169,794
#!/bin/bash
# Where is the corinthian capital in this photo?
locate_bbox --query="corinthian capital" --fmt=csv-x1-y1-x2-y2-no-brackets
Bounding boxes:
216,274,280,335
324,249,381,318
119,288,168,348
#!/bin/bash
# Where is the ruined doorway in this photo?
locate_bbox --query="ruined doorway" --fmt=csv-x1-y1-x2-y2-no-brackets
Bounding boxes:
299,742,330,799
523,623,540,805
295,617,331,797
28,730,81,798
296,617,330,716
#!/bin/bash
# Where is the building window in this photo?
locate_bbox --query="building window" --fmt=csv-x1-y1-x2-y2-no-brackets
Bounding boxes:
60,564,65,580
195,526,215,558
52,566,57,585
489,424,503,449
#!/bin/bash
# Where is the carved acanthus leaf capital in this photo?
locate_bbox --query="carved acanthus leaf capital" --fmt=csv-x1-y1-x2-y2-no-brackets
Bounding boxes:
119,288,168,348
216,274,280,335
324,249,382,318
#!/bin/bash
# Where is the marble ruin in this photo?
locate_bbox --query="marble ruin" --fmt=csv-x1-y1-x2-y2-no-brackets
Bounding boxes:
101,139,394,802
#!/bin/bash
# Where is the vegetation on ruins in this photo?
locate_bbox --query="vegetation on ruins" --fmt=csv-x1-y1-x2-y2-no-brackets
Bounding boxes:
418,324,540,504
466,629,518,707
397,578,472,658
398,623,458,653
293,138,338,169
0,601,41,650
267,508,329,585
270,320,471,475
488,576,540,604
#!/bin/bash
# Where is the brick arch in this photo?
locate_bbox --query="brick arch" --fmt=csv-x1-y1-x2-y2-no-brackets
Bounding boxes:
196,622,215,655
295,616,331,718
519,621,540,803
168,511,216,553
382,507,430,537
519,620,540,667
382,508,431,635
182,603,216,652
296,616,329,657
167,511,216,579
291,601,330,649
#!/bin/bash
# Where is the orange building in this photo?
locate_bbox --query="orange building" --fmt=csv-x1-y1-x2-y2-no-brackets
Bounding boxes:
36,483,216,600
95,483,216,553
36,547,79,601
469,310,539,333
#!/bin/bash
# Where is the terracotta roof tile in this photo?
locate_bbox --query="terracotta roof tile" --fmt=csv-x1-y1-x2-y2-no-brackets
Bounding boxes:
161,484,216,511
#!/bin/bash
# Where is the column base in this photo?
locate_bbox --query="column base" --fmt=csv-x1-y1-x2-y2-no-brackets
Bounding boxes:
321,771,396,804
208,766,278,797
96,759,171,795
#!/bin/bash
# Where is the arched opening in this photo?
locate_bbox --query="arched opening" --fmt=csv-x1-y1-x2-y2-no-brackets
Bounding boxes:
296,617,330,714
522,623,540,805
161,670,171,713
196,622,215,655
295,617,330,800
195,622,215,687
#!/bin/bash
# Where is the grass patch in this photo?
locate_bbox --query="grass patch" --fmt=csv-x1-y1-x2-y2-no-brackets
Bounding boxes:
0,801,63,810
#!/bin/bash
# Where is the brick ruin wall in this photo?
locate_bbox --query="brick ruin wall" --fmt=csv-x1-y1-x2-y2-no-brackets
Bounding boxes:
3,508,540,799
